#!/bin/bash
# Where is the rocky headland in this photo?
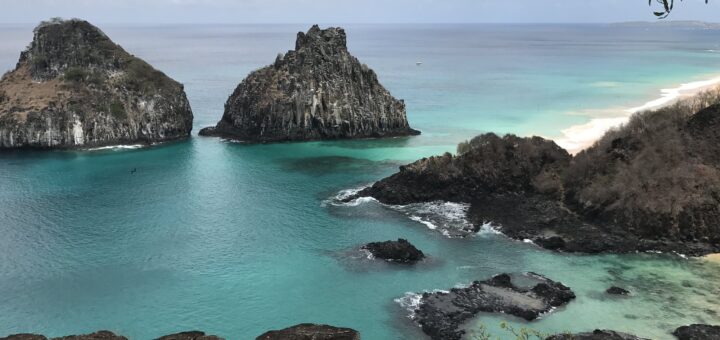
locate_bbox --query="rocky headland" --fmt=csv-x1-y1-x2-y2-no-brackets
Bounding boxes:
255,323,360,340
407,272,575,340
349,95,720,256
199,25,419,142
0,18,193,149
362,238,425,264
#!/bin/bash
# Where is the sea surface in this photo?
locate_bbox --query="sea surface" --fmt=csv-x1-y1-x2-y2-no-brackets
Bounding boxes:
1,24,720,339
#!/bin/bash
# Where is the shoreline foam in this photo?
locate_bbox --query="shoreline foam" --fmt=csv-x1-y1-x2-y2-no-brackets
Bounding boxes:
553,74,720,154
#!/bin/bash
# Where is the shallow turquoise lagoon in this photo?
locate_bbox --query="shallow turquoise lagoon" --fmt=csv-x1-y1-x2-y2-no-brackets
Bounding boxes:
1,24,720,339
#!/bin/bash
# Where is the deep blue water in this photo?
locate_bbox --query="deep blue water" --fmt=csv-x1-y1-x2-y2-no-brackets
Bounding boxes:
1,24,720,339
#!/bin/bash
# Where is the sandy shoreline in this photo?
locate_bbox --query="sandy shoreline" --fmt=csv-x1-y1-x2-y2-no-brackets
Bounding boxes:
704,253,720,263
553,74,720,154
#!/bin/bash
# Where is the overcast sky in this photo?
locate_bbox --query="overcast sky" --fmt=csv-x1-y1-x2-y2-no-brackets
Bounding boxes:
0,0,717,24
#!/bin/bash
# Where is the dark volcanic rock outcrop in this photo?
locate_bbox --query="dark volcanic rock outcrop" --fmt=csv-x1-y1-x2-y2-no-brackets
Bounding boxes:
0,335,47,340
410,272,575,340
199,25,418,142
673,324,720,340
154,331,224,340
255,323,360,340
605,286,630,295
546,330,649,340
352,97,720,255
0,18,193,149
362,238,425,263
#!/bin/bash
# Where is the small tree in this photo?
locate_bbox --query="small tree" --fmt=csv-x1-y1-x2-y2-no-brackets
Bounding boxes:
650,0,710,19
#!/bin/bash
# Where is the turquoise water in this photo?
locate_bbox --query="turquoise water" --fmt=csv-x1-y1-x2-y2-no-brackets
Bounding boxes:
1,24,720,339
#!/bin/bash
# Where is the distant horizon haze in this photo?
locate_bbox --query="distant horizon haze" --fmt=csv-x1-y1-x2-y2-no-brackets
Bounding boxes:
0,0,717,24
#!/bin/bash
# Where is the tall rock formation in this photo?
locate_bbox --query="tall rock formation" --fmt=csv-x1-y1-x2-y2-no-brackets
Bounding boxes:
0,18,193,149
199,25,418,142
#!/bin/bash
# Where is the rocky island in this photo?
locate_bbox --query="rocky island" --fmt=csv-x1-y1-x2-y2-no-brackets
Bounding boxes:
0,18,193,149
349,95,720,256
199,25,419,142
362,238,425,264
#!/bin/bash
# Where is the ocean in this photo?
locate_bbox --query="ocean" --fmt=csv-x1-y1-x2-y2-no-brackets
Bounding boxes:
1,23,719,339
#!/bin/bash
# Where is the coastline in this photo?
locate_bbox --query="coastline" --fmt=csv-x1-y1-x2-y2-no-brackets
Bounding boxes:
553,74,720,154
704,253,720,263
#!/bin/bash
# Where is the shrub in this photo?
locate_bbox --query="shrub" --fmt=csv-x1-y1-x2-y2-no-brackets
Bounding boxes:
63,67,87,83
109,101,126,119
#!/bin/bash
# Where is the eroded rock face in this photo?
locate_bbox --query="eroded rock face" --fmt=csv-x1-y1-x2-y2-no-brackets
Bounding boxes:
255,323,360,340
199,25,418,142
410,272,575,340
546,330,649,340
0,18,193,149
362,238,425,264
673,324,720,340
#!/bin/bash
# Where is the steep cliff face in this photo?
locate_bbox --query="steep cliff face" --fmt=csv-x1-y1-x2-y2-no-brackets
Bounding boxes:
0,19,193,149
199,25,418,142
352,97,720,255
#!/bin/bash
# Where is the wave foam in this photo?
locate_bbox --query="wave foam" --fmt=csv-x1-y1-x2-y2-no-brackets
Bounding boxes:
392,201,475,237
323,185,376,207
86,144,144,151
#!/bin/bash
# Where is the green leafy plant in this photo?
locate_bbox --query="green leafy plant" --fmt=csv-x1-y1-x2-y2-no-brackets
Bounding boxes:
649,0,710,19
109,100,126,119
63,67,87,83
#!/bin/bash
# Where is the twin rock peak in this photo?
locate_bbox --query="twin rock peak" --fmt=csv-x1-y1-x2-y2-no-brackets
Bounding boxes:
0,20,418,149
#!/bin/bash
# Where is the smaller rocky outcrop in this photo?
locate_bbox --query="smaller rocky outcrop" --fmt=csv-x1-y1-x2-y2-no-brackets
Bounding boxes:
51,331,126,340
0,335,47,340
673,324,720,340
546,330,649,340
154,331,224,340
409,272,575,340
362,238,424,264
255,324,360,340
605,286,630,295
1,331,225,340
200,25,419,142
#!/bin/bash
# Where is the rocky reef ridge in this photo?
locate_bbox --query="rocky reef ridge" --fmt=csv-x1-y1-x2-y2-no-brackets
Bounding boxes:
255,323,360,340
199,25,418,142
351,97,720,255
546,330,649,340
0,18,193,149
407,272,575,340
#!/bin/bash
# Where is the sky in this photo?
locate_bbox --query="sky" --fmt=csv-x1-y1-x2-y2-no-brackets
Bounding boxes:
0,0,716,24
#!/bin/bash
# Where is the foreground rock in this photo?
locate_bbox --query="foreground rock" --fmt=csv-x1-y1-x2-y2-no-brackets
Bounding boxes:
410,273,575,340
199,25,419,142
547,330,649,340
673,324,720,340
154,331,224,340
1,331,127,340
1,331,225,340
0,18,193,149
362,238,425,264
351,99,720,255
255,324,360,340
605,286,630,295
